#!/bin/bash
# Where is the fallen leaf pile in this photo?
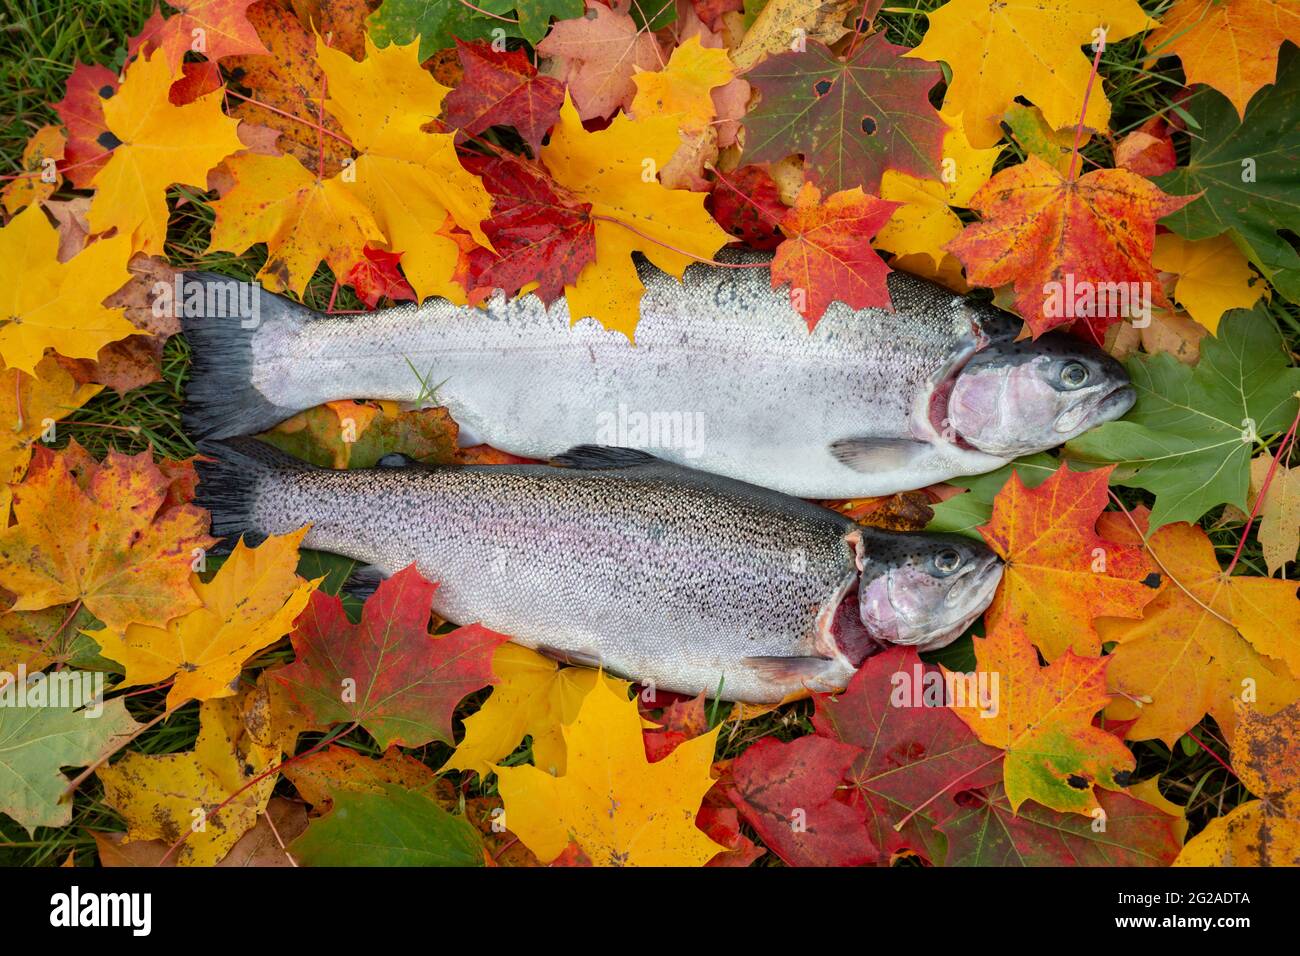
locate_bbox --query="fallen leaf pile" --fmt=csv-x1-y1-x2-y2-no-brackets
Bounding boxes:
0,0,1296,869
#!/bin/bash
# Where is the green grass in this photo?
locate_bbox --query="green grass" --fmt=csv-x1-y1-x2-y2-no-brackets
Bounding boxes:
0,0,1288,867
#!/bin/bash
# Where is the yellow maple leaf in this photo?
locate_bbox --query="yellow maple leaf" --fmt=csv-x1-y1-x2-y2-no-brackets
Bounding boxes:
208,151,383,295
0,441,214,632
496,675,724,866
1152,233,1264,332
91,527,318,711
1246,452,1300,576
631,36,733,131
97,690,280,866
316,36,492,303
1147,0,1300,120
908,0,1153,148
1176,699,1300,866
0,357,101,483
1,125,65,213
445,644,609,778
0,205,138,375
875,109,1002,267
87,52,243,254
540,94,731,338
1097,512,1300,745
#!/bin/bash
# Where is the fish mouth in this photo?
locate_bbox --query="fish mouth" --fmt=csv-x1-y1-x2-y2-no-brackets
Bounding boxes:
1054,383,1135,435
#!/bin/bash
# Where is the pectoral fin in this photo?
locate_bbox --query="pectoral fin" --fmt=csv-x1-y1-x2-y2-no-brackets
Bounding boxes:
536,644,604,669
829,437,932,473
742,655,838,684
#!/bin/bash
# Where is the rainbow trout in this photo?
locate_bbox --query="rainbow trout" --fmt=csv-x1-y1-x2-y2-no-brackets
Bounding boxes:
181,253,1135,498
197,440,1003,703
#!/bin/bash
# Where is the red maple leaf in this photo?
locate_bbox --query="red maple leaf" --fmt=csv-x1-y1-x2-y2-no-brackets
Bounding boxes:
771,182,898,329
273,565,508,748
54,62,120,188
442,40,565,154
127,0,268,72
345,247,418,309
462,151,596,304
707,165,787,250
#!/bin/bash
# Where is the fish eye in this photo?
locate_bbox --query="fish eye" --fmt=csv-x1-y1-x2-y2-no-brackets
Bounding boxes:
1059,361,1090,389
933,548,963,575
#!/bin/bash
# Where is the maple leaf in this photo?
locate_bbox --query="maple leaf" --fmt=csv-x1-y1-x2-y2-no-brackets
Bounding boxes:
1068,307,1300,529
707,165,786,250
976,463,1159,660
950,624,1136,815
744,35,946,194
536,0,663,121
1095,508,1300,745
444,643,609,777
207,151,383,295
2,125,65,212
94,797,308,867
496,674,724,865
1002,103,1088,176
1147,0,1300,120
1176,699,1300,866
86,51,242,254
726,735,878,866
223,0,353,177
907,0,1152,148
53,61,119,189
273,565,508,748
937,784,1183,866
367,0,525,60
315,35,494,302
538,93,730,337
812,647,1004,864
769,181,898,328
91,528,317,711
284,745,447,810
1246,452,1300,576
1151,233,1264,332
1156,44,1300,301
875,110,1002,269
730,0,855,72
442,40,565,153
0,441,214,633
290,783,485,866
0,206,138,375
343,247,417,308
1113,116,1176,178
97,691,279,866
128,0,268,72
262,402,460,468
0,697,141,834
461,151,596,304
946,156,1192,337
0,358,101,484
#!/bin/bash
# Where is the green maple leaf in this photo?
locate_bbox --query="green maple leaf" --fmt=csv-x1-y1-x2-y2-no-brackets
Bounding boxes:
0,696,141,834
742,34,946,193
368,0,523,59
1156,42,1300,301
1066,306,1300,531
289,784,484,866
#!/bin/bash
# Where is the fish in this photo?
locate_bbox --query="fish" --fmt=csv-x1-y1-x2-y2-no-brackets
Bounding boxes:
179,251,1136,498
196,439,1004,703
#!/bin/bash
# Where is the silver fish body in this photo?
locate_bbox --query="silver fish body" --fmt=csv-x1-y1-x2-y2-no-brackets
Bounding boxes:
183,254,1073,497
198,440,1001,703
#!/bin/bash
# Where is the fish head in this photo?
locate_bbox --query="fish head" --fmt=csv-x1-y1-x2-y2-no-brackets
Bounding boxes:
945,333,1135,457
855,533,1003,652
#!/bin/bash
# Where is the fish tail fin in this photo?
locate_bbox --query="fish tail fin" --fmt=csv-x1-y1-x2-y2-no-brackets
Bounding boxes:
195,437,315,547
180,272,311,440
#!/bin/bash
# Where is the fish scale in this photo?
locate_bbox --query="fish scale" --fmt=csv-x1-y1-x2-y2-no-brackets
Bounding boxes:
191,251,1016,496
213,439,864,703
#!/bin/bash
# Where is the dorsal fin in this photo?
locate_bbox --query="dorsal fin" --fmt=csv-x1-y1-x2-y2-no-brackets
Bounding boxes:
550,444,662,469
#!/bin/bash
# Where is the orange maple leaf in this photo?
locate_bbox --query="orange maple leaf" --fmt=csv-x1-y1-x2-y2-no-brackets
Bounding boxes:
946,155,1193,337
977,463,1160,660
